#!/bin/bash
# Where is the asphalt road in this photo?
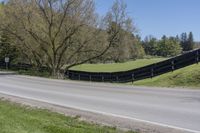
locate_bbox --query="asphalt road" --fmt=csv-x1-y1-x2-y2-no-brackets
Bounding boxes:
0,74,200,133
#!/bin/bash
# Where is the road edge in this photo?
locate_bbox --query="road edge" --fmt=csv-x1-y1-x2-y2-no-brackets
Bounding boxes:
0,93,194,133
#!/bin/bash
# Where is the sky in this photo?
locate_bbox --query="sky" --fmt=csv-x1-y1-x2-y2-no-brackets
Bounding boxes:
95,0,200,41
0,0,199,41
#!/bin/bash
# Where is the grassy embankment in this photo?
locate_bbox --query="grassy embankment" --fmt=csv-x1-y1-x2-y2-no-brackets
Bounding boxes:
2,58,164,77
0,100,134,133
133,63,200,88
0,68,50,77
2,57,200,88
70,58,200,88
70,58,164,72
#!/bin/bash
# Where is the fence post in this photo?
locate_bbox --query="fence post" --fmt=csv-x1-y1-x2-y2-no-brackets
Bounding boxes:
102,75,104,82
89,75,92,81
110,73,112,82
66,70,70,79
78,74,81,80
132,73,134,84
171,60,174,72
116,75,119,82
151,67,154,78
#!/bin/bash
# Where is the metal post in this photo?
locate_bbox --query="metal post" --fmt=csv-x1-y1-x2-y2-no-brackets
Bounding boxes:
6,62,8,70
4,57,9,70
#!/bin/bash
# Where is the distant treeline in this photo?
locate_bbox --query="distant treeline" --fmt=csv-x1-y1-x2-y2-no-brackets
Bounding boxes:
142,32,198,57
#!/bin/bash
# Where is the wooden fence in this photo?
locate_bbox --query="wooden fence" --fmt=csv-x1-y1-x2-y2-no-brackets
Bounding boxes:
0,48,199,83
66,48,200,83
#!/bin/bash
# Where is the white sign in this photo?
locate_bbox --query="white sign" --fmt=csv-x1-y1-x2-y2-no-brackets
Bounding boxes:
5,57,10,63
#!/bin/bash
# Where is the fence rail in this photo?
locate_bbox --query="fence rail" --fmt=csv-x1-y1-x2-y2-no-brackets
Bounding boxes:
0,48,200,83
66,48,200,83
0,62,48,72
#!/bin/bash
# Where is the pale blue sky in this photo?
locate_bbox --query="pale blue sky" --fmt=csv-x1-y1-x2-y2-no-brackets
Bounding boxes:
1,0,200,41
95,0,200,41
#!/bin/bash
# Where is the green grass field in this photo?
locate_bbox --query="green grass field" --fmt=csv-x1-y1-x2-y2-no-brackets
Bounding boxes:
70,58,165,72
71,58,200,88
133,63,200,88
0,100,134,133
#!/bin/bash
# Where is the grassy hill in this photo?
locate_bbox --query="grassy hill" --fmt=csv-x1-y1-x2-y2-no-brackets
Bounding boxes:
133,63,200,88
71,58,200,88
70,58,165,72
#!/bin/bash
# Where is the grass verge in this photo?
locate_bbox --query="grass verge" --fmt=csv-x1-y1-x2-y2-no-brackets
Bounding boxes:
17,69,50,78
0,100,135,133
0,68,50,78
70,58,165,72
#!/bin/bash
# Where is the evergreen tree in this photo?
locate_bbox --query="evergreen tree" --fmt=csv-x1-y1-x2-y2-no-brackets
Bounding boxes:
142,36,158,56
180,32,194,51
187,32,194,51
175,35,180,42
161,35,167,40
180,32,188,51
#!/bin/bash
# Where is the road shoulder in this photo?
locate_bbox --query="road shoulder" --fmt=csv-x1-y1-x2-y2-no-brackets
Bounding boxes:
0,93,191,133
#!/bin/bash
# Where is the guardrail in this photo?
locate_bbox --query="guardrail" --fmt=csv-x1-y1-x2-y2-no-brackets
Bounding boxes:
66,48,200,83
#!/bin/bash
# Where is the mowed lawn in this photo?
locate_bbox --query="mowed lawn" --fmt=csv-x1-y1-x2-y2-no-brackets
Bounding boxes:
71,58,200,88
133,63,200,88
70,58,165,72
0,100,134,133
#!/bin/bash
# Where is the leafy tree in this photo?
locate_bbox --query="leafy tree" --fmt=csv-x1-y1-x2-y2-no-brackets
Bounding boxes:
0,2,4,16
0,0,136,77
157,36,182,57
142,36,158,56
142,35,182,57
97,0,140,63
0,31,19,64
130,35,145,59
1,0,106,77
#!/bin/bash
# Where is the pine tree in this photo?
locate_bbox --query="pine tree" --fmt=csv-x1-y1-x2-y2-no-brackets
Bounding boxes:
187,32,194,51
180,32,188,51
180,32,195,51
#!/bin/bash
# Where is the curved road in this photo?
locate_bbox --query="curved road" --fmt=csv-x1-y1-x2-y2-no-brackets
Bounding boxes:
0,74,200,133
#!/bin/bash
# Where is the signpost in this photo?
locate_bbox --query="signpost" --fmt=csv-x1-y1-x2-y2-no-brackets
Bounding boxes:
5,57,9,70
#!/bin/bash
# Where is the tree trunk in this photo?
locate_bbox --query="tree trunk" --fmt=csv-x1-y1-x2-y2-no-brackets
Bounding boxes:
51,67,64,79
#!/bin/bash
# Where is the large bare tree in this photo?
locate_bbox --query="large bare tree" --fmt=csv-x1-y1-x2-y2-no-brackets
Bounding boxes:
0,0,136,77
103,0,143,62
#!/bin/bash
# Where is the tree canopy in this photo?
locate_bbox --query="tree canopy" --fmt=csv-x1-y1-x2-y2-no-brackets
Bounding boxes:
0,0,140,77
